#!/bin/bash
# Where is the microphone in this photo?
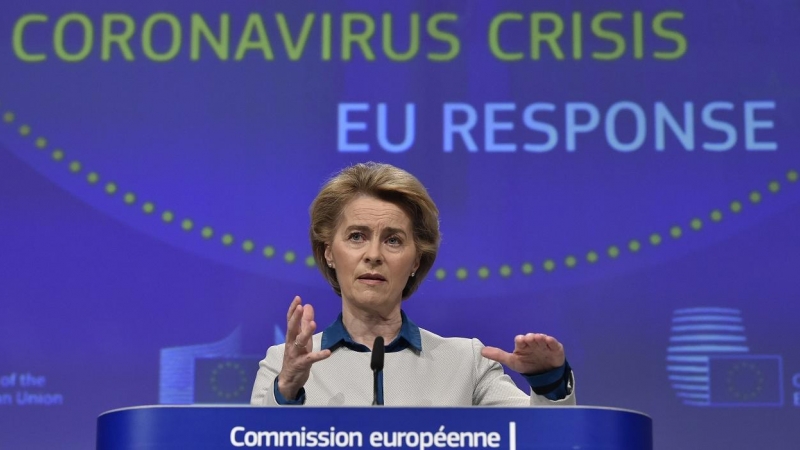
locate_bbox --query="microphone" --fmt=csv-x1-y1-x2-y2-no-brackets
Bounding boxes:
371,336,385,406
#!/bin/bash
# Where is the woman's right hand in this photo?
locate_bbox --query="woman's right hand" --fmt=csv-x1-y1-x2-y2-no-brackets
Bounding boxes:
277,296,332,400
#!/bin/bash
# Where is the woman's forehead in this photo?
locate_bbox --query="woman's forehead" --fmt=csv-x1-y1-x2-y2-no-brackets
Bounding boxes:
338,196,412,229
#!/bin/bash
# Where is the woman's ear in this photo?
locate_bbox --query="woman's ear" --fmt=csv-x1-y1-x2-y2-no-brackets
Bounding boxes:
412,254,421,273
324,244,333,268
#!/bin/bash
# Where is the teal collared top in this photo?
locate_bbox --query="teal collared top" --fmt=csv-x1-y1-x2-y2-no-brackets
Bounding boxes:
321,310,422,353
274,311,570,404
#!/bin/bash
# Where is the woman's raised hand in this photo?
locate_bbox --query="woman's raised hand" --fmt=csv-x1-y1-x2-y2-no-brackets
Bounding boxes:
276,296,332,400
481,333,566,375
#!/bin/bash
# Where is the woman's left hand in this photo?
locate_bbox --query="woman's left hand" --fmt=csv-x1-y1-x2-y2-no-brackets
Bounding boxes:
481,333,566,375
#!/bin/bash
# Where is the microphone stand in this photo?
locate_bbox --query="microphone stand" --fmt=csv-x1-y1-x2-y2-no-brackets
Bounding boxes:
371,336,385,406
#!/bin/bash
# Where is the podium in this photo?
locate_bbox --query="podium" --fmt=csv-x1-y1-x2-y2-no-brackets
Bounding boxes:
97,405,651,450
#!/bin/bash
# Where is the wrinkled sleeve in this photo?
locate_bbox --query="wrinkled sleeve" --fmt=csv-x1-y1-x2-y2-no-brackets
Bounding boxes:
250,344,285,406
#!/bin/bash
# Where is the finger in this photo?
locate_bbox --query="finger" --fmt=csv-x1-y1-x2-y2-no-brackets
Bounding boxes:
297,304,317,344
526,334,562,354
286,296,302,322
286,303,304,342
296,320,318,349
532,334,550,351
301,304,315,332
306,349,332,364
480,346,513,366
514,334,537,352
543,336,560,352
519,333,549,351
535,335,565,365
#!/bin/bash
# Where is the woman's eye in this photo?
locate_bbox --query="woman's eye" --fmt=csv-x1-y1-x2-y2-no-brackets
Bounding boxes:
387,237,401,246
349,232,364,241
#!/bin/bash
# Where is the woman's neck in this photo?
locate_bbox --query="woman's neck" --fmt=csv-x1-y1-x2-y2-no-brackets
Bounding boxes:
341,304,402,350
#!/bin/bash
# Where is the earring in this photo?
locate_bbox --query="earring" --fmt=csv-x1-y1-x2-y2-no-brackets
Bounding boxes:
328,262,334,268
411,272,416,277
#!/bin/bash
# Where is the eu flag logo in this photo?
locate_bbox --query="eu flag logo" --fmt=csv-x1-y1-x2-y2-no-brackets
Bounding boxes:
708,355,783,406
194,357,261,404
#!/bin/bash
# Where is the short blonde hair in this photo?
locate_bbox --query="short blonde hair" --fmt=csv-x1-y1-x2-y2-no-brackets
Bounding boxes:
310,162,440,299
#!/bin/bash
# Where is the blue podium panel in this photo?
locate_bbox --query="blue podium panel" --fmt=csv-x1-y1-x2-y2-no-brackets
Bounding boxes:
96,406,651,450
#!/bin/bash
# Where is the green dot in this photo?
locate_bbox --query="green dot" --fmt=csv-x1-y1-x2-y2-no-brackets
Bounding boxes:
456,268,468,280
86,172,99,184
2,112,14,123
607,246,620,258
262,245,275,258
768,181,780,193
124,192,136,204
284,251,296,263
435,268,446,280
51,149,64,161
202,227,214,239
649,233,662,245
564,256,576,268
499,265,511,277
35,137,47,149
19,125,30,136
304,255,315,267
670,226,682,238
586,251,598,263
222,234,234,245
749,191,761,204
105,182,117,194
478,267,489,279
690,218,702,230
242,240,254,252
730,201,742,213
628,240,641,252
69,161,81,172
710,210,722,222
543,259,555,271
142,202,155,214
788,170,798,182
162,211,174,223
181,219,193,231
521,263,533,275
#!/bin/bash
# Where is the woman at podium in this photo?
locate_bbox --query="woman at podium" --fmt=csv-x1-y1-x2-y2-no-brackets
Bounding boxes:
251,162,575,406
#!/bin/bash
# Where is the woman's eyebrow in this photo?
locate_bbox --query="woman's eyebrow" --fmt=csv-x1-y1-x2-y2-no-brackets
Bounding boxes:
382,227,407,236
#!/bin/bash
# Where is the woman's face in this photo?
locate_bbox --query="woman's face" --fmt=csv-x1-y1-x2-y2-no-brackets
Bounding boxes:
325,195,420,316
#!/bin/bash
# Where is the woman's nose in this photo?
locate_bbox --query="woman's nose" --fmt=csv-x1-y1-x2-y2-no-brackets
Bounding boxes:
363,240,383,264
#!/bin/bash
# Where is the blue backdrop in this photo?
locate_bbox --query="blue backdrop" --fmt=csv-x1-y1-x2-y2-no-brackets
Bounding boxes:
1,1,799,448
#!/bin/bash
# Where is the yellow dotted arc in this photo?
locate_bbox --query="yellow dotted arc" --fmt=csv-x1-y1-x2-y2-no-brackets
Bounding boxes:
1,105,313,268
3,103,797,280
433,169,797,281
